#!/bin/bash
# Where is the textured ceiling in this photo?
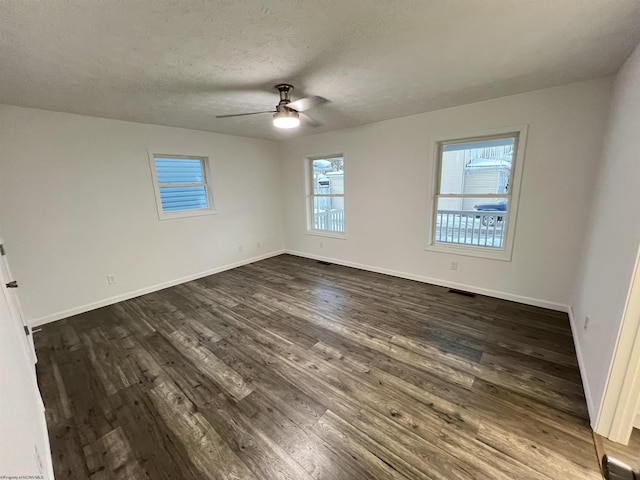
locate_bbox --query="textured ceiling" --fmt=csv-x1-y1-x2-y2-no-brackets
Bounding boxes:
1,1,639,140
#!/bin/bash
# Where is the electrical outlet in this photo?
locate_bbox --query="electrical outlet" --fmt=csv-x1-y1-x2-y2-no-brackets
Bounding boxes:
320,241,323,248
584,316,590,331
256,241,261,248
106,274,117,285
451,261,458,271
238,245,244,253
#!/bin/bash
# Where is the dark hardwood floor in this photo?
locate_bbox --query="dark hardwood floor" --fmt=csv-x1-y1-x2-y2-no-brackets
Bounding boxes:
35,254,603,479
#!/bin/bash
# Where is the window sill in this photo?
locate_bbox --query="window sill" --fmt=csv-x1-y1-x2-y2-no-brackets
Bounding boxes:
158,208,218,221
425,242,512,261
306,230,347,240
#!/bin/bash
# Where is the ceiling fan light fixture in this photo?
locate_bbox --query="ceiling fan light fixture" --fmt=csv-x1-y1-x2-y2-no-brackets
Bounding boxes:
273,110,300,129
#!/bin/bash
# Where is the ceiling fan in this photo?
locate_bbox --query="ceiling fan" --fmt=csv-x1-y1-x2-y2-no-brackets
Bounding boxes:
216,84,327,129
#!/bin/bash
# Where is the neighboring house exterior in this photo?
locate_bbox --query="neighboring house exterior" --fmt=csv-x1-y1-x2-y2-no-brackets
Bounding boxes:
439,145,512,211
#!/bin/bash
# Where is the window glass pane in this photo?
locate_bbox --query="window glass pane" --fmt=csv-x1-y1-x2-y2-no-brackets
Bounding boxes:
440,137,514,195
434,197,508,248
159,186,208,212
313,157,344,195
313,196,344,232
155,158,204,184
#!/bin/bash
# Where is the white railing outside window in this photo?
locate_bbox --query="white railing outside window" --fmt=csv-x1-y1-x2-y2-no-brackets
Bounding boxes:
435,210,505,248
314,209,345,232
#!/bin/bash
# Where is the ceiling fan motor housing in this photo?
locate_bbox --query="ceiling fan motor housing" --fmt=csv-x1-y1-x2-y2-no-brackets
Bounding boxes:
275,104,295,113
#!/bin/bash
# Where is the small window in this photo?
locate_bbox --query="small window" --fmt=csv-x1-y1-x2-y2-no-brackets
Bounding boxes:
149,153,215,219
307,155,345,237
427,127,527,260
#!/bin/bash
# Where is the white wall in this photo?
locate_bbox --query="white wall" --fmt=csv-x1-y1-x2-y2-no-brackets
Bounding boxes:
0,106,283,324
280,78,612,310
571,42,640,422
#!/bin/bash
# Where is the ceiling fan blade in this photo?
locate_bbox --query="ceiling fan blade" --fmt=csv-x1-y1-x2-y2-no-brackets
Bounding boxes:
287,96,328,112
216,111,275,119
300,112,323,128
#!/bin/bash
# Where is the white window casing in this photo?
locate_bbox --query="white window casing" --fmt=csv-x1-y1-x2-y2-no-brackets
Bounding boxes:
426,125,528,261
306,155,346,238
148,152,216,220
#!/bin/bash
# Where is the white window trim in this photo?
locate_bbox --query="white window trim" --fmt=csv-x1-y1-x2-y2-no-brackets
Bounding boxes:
425,125,528,261
148,151,217,220
305,154,346,239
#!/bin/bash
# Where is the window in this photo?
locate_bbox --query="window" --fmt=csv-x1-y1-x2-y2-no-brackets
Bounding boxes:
427,126,527,260
149,153,215,219
307,155,345,236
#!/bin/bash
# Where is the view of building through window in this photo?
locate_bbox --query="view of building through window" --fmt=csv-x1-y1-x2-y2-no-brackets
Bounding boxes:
433,136,516,249
150,154,215,219
309,156,344,234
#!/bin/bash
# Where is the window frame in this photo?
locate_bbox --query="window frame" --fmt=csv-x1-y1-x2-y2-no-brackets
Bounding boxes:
425,125,528,261
148,152,217,220
305,154,346,239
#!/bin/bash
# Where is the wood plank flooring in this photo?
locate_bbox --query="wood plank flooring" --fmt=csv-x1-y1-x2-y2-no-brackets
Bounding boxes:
34,254,603,479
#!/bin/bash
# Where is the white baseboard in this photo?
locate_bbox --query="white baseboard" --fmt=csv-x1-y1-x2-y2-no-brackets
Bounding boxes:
29,250,286,327
285,250,569,312
567,305,596,426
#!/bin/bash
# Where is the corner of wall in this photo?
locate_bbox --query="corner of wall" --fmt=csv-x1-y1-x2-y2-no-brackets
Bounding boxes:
29,249,285,327
567,305,597,426
275,138,288,249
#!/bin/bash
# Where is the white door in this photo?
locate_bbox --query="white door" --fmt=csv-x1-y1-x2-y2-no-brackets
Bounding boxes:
0,242,37,363
0,243,54,478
